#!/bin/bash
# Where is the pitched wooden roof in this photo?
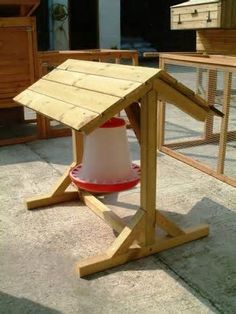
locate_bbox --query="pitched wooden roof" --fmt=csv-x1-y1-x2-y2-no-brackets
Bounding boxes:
14,59,222,134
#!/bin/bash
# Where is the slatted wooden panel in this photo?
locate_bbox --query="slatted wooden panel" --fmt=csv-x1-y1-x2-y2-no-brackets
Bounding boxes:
14,59,220,134
0,17,37,109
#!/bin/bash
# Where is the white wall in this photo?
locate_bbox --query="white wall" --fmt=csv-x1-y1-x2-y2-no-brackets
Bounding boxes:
48,0,69,50
98,0,121,49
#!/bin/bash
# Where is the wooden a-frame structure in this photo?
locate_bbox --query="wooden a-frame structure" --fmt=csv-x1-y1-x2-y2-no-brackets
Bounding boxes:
14,60,222,277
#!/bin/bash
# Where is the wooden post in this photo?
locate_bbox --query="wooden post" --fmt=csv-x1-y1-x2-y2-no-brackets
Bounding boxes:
217,71,232,174
72,130,83,164
125,102,141,144
204,69,217,140
157,56,166,149
140,90,157,246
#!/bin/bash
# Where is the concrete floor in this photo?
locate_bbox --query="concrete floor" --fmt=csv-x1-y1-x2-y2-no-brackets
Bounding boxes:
0,130,235,313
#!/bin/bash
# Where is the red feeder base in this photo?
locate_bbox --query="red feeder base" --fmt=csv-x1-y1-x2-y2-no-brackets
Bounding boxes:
69,163,140,193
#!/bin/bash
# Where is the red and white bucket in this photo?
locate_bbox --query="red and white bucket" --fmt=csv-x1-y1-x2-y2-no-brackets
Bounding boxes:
70,117,140,193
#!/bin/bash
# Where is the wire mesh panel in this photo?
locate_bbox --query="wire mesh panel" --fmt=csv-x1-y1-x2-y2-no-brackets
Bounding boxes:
159,54,236,187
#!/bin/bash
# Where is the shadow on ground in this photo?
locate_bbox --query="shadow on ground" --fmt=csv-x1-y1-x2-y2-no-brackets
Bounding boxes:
82,197,236,313
0,291,61,314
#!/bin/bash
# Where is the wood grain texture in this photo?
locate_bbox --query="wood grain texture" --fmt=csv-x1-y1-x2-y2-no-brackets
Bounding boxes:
171,0,236,30
197,30,236,55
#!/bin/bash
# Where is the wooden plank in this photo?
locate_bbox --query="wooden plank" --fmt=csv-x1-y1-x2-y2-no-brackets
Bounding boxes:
159,71,209,109
36,114,50,139
58,59,161,83
156,211,185,237
14,89,99,131
79,191,126,234
72,130,83,164
81,82,152,134
204,70,217,140
28,79,121,113
38,50,138,64
47,128,71,138
217,72,232,174
159,53,236,69
140,91,157,246
107,209,145,257
0,134,37,146
26,191,79,210
125,102,141,144
0,17,34,27
157,57,166,150
44,69,142,98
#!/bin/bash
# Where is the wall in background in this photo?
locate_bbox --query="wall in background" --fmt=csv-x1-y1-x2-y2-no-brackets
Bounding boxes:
48,0,69,50
98,0,120,49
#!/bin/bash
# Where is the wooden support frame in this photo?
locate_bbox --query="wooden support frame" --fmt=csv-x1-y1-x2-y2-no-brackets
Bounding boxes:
25,101,209,277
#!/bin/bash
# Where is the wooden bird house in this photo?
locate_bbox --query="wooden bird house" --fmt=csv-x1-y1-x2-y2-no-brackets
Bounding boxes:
14,60,222,277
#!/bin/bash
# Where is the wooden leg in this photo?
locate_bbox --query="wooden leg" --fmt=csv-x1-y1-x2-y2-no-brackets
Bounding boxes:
76,207,209,277
79,191,126,234
157,100,166,149
37,114,50,139
72,130,83,164
141,91,157,246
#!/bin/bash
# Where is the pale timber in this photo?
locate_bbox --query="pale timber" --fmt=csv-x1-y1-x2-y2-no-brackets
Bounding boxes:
14,60,221,277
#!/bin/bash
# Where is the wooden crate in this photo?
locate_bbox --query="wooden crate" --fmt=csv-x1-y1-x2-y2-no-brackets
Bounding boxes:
171,0,236,30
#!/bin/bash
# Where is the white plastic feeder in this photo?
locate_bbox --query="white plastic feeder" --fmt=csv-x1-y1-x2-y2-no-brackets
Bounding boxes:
70,117,140,193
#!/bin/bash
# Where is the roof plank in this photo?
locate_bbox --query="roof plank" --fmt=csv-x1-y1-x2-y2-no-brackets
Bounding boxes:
44,69,142,98
15,89,98,130
58,59,161,83
28,79,121,114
